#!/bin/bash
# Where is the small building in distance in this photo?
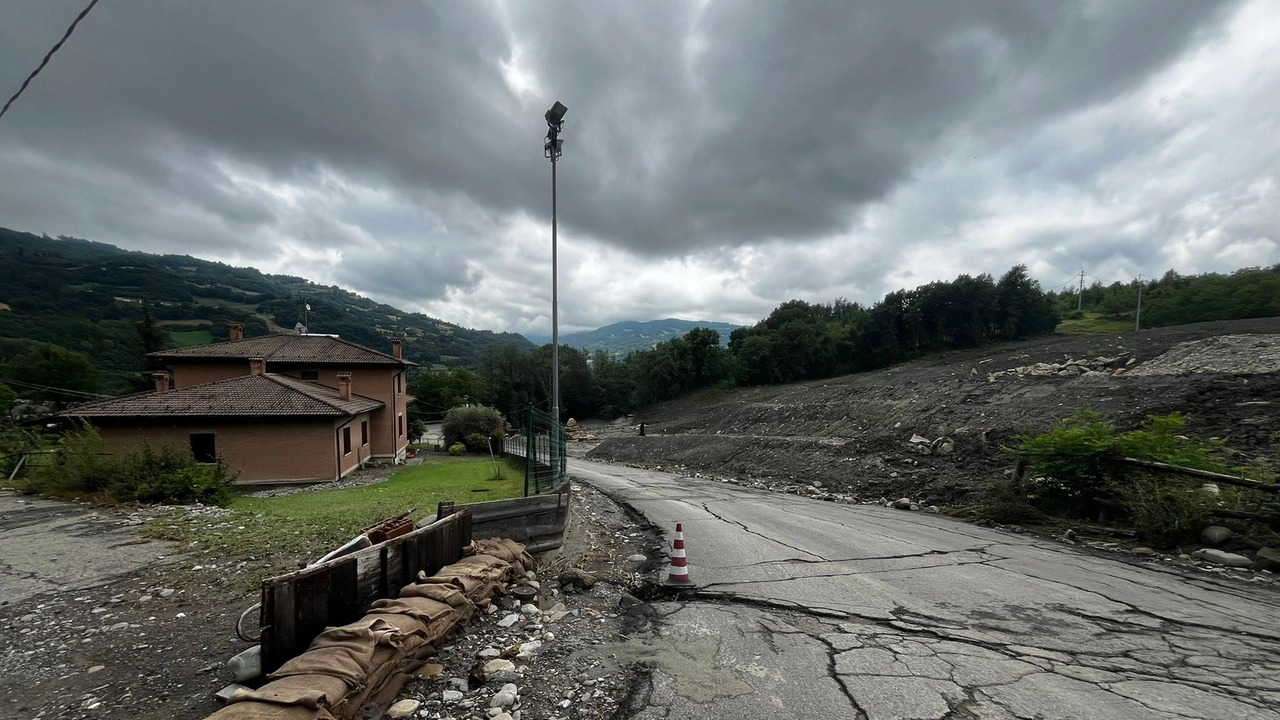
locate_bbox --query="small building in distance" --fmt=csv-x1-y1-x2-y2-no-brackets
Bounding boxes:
61,324,414,484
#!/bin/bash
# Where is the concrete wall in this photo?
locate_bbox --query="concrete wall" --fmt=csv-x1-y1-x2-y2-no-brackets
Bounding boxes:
93,416,367,484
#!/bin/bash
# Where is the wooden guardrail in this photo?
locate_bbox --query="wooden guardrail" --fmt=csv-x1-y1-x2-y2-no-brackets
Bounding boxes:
258,510,472,673
440,479,570,553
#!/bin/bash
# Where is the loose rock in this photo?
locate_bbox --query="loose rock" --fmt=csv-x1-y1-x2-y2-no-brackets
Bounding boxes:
1200,526,1234,546
558,568,597,591
1191,548,1252,568
387,699,421,718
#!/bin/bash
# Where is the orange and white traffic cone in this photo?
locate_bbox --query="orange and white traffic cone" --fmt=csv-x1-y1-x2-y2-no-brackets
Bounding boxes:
666,522,692,585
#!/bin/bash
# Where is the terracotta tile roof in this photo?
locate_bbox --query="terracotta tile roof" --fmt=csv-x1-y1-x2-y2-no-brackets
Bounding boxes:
63,374,384,418
149,334,413,366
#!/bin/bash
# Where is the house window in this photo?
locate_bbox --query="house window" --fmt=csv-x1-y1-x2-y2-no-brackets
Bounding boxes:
398,413,404,438
190,433,216,463
361,420,369,446
301,370,319,382
395,374,401,395
342,426,352,455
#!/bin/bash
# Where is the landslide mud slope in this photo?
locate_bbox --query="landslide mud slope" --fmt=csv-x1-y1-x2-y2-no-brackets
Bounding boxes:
586,317,1280,504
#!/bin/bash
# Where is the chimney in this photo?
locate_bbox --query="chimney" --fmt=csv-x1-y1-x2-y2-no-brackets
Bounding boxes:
391,338,403,359
337,372,352,401
151,372,170,393
249,357,266,375
229,322,244,342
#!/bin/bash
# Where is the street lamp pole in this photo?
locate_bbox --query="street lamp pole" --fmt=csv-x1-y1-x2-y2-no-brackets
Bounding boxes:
544,101,567,428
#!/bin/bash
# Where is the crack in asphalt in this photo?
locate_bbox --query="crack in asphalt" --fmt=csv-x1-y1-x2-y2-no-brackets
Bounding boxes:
705,545,1003,570
698,500,828,561
696,552,1008,590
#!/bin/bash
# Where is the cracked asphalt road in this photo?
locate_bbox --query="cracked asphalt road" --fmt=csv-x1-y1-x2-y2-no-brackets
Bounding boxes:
571,459,1280,720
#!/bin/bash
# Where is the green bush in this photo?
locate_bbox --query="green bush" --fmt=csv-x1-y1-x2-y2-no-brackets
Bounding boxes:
1117,473,1214,547
442,405,504,448
20,425,236,505
997,408,1272,547
463,433,490,453
448,442,467,456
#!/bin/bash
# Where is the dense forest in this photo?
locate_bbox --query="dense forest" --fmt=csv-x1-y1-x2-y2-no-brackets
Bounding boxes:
0,227,530,397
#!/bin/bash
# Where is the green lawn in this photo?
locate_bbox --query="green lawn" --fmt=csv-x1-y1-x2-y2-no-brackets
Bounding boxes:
1056,312,1134,335
144,455,523,564
169,329,214,347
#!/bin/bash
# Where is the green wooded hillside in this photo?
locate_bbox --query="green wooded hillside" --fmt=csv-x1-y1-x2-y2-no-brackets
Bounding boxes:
0,227,530,394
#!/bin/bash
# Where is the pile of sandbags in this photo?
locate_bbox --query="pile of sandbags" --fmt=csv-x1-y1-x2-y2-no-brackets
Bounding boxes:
206,538,535,720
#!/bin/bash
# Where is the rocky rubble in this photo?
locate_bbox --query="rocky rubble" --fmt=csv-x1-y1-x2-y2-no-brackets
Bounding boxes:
988,353,1136,381
381,482,664,720
1127,334,1280,376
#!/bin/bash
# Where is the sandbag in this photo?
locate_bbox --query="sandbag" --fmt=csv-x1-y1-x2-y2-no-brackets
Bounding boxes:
206,699,337,720
472,537,535,572
226,674,351,710
269,618,413,687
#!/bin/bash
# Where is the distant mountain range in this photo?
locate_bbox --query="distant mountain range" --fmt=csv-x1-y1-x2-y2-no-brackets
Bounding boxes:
0,227,530,390
524,318,742,356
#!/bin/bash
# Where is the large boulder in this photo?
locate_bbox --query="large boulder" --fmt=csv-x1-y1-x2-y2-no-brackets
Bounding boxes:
1253,547,1280,573
1199,526,1234,546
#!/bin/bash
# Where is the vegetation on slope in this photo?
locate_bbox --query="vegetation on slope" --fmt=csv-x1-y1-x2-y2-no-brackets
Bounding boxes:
0,227,530,395
1050,265,1280,332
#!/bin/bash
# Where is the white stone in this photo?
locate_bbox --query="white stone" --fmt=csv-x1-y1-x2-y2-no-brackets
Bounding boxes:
520,603,539,616
497,613,520,627
478,647,501,659
626,554,647,563
490,685,518,708
442,689,464,703
484,658,517,674
387,699,421,718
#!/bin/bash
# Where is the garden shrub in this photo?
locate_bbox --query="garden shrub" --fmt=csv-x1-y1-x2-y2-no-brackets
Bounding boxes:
463,433,490,453
448,442,467,456
20,425,236,505
442,404,504,448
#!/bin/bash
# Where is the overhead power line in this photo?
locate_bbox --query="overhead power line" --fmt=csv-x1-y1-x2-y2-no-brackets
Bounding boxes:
0,0,102,123
0,376,112,399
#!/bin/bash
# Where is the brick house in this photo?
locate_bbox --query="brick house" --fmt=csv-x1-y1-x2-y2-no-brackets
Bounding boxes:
62,325,414,483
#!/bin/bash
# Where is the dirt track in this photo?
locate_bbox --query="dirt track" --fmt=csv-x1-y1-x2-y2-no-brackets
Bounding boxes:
586,318,1280,505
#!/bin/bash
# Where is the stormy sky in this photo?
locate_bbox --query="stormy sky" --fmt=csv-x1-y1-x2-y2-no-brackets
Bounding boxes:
1,1,1276,335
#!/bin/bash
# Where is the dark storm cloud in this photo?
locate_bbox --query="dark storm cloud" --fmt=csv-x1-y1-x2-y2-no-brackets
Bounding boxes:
0,1,1235,254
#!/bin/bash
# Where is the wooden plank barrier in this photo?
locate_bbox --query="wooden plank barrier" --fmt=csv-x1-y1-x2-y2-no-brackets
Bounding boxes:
441,480,570,553
258,510,472,674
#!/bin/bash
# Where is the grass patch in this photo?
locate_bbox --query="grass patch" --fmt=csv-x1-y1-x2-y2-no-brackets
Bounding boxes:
143,456,523,564
169,329,214,347
1056,312,1133,335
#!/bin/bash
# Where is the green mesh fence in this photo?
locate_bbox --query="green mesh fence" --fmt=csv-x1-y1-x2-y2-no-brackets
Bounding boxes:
523,406,566,496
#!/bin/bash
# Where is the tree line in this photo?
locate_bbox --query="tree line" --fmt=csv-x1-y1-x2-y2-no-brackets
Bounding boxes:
1050,265,1280,328
410,265,1061,424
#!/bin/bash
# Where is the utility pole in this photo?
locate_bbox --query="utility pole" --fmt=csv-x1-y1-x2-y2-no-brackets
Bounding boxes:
1078,270,1086,312
1134,276,1144,331
543,101,567,428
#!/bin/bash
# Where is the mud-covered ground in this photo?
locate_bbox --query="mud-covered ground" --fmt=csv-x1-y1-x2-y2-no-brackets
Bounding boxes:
0,482,666,720
586,318,1280,506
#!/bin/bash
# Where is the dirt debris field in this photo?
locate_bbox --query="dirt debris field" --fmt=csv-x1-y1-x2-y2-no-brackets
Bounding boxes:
584,318,1280,506
377,481,668,720
0,482,667,720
